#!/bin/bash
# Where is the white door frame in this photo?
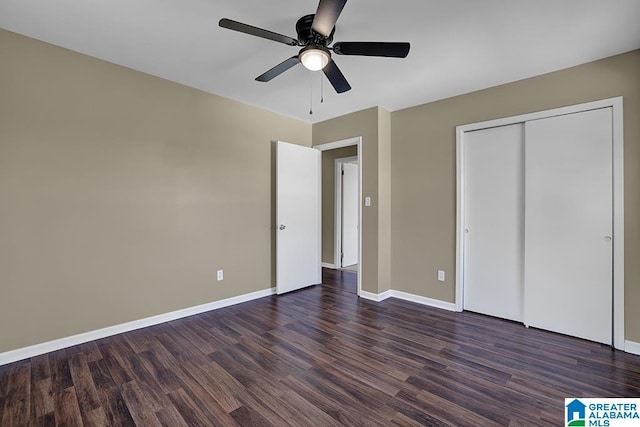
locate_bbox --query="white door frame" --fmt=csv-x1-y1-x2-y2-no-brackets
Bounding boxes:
335,156,359,269
455,97,625,350
315,137,363,296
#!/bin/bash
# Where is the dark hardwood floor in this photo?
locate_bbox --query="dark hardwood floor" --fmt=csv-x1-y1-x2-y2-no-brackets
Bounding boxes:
1,268,639,426
323,268,358,295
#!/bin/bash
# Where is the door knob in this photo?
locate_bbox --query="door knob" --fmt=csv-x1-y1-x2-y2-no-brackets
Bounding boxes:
279,224,286,230
604,235,612,241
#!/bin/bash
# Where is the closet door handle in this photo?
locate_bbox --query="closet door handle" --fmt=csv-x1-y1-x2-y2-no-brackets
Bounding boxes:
604,235,612,241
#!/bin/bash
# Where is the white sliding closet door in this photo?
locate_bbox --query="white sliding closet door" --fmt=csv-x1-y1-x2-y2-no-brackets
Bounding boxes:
463,124,524,322
524,108,613,345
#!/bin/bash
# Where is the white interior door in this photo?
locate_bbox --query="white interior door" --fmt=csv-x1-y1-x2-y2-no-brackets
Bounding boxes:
276,141,321,294
341,162,358,267
524,108,613,344
463,123,524,322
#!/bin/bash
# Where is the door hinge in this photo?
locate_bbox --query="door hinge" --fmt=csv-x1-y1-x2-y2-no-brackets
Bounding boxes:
342,170,345,175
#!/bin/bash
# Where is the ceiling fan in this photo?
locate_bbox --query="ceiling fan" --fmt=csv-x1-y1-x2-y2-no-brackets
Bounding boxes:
219,0,410,94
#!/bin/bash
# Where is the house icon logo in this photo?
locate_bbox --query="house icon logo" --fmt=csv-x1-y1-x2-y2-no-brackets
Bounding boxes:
566,399,587,426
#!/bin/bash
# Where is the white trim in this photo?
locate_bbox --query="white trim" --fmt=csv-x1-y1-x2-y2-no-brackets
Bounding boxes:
612,100,625,351
359,289,455,311
334,156,359,269
456,98,622,133
321,262,337,269
360,290,391,302
0,288,275,366
317,148,323,288
335,159,341,269
315,137,360,152
456,97,625,350
390,291,457,312
625,341,640,356
455,124,465,313
314,137,363,297
4,281,636,365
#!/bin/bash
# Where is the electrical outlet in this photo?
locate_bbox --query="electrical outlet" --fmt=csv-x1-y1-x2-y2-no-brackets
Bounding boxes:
217,270,223,281
437,270,445,282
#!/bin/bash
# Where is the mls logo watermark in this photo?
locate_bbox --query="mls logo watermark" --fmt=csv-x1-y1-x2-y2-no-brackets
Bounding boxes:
566,398,640,426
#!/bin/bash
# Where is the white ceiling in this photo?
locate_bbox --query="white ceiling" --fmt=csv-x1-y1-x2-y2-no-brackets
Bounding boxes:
1,0,639,123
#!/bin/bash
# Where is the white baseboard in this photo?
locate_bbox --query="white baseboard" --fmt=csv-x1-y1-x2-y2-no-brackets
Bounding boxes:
359,290,391,302
321,262,337,269
358,289,455,311
625,340,640,356
6,286,636,366
390,290,457,311
0,287,275,366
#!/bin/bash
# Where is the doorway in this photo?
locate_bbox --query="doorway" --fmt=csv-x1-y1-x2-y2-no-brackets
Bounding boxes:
315,137,362,296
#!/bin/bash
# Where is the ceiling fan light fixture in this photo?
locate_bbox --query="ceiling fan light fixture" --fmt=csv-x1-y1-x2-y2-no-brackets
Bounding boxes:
299,46,330,71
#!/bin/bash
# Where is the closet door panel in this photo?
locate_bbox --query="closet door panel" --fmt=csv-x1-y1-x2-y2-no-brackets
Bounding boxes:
524,108,613,344
463,124,524,322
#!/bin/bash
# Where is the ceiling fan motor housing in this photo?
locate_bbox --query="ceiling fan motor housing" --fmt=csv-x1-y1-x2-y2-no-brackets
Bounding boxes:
296,14,334,46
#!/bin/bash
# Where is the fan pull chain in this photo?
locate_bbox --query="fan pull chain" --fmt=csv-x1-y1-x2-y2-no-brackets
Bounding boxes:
320,72,324,104
309,71,313,115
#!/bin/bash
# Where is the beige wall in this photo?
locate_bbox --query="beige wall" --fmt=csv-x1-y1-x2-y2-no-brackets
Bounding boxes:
377,108,392,293
0,29,311,352
2,26,639,354
313,107,392,294
321,146,358,265
313,108,381,294
390,50,640,341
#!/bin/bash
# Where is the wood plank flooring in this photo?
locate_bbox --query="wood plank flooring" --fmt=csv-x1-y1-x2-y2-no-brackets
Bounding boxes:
1,268,639,426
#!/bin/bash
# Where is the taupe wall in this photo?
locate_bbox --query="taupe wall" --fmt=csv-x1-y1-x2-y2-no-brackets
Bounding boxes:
0,29,311,352
3,26,639,354
377,108,392,293
321,146,358,265
390,50,640,341
313,107,391,294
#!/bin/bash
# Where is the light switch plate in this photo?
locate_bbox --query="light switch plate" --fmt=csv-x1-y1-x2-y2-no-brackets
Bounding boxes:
365,197,371,207
437,270,445,282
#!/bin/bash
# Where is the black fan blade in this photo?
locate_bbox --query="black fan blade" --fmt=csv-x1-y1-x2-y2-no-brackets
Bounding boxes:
219,18,298,46
256,56,300,82
333,42,410,58
323,59,351,93
312,0,347,38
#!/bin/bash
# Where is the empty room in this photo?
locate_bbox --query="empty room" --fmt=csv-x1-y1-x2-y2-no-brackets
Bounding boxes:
1,0,640,425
